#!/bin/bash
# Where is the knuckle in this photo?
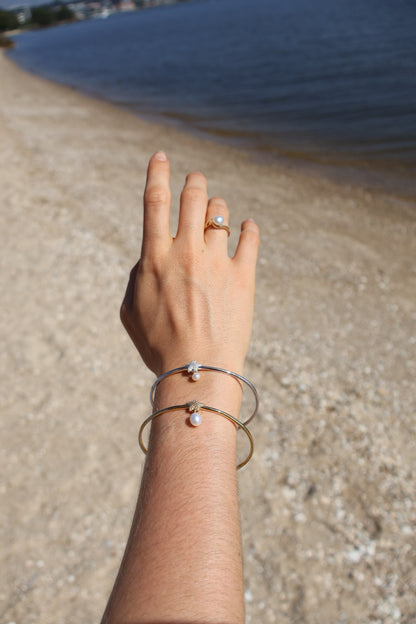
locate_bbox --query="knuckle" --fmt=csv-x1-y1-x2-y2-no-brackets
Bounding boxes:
178,249,202,276
144,186,171,208
181,186,207,205
140,254,167,284
139,254,157,274
210,197,229,217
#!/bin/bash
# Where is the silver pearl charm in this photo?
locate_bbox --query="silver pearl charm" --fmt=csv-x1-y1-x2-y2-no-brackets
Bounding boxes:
187,360,201,378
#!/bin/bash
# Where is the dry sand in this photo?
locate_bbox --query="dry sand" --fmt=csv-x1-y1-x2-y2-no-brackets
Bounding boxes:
1,50,415,624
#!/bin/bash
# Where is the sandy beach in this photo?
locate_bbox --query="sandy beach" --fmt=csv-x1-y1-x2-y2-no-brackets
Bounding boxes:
1,50,415,623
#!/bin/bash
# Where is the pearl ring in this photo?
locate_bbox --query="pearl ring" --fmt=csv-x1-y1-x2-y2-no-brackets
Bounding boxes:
204,215,230,236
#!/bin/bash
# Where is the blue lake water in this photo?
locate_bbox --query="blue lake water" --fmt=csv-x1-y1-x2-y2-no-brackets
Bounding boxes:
7,0,416,194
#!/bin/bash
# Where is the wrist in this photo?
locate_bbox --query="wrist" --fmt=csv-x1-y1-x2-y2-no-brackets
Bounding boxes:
158,350,248,379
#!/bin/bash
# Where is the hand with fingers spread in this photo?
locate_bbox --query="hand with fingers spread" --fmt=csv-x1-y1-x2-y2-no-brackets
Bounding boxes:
102,152,260,624
121,150,260,377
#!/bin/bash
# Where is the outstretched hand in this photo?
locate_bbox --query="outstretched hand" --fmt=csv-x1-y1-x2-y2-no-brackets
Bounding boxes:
121,151,260,377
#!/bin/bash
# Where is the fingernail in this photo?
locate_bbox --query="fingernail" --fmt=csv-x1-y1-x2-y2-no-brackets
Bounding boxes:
154,150,167,161
246,218,255,223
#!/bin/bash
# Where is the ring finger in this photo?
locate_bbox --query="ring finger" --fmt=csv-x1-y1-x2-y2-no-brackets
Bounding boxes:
204,197,230,246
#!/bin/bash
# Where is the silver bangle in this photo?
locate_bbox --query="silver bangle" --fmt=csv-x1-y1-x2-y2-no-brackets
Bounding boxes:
138,401,254,470
150,360,259,426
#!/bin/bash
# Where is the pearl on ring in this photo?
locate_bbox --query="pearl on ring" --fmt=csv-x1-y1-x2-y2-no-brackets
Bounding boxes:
190,411,202,426
204,216,231,236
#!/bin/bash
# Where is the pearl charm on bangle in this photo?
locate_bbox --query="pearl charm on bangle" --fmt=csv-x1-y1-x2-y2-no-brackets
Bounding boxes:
187,360,201,381
189,411,202,426
139,401,255,469
188,399,203,426
150,362,259,426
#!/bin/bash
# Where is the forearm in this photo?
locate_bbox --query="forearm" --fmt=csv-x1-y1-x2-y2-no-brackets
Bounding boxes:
102,375,245,624
102,151,259,624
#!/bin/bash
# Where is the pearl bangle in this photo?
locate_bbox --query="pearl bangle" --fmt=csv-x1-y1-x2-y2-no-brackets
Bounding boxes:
150,361,259,426
138,401,254,470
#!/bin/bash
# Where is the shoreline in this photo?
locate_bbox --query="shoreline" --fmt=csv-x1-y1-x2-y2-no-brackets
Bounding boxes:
120,102,416,202
5,45,415,223
5,42,416,202
1,49,416,624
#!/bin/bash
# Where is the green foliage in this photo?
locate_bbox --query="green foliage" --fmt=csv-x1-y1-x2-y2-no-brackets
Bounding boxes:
56,4,74,20
30,5,57,26
0,9,19,32
30,4,75,27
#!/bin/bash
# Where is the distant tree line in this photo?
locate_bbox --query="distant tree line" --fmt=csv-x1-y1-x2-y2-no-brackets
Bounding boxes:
30,4,74,26
0,9,19,31
0,0,193,34
0,4,74,32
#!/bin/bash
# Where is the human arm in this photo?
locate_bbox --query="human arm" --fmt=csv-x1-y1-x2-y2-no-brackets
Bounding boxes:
101,150,260,624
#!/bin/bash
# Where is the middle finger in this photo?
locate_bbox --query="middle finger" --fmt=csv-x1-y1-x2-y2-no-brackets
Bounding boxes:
176,172,208,243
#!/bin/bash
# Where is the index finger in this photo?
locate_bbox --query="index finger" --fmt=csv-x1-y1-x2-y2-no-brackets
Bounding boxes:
141,151,172,257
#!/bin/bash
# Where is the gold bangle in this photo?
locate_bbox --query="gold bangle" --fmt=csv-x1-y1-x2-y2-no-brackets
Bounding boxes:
138,401,254,470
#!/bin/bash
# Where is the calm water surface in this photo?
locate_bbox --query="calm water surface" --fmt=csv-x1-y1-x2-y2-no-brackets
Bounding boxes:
8,0,416,193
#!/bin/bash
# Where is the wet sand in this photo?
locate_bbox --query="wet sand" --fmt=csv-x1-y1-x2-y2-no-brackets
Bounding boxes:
1,51,415,623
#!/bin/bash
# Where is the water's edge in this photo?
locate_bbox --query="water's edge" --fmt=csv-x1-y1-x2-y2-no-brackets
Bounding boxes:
5,47,416,203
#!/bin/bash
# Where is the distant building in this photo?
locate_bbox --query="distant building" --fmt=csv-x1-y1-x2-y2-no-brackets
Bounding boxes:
67,0,114,19
117,0,135,11
11,5,31,24
67,1,86,19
